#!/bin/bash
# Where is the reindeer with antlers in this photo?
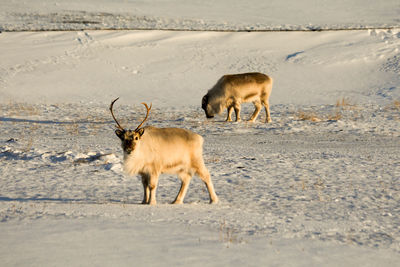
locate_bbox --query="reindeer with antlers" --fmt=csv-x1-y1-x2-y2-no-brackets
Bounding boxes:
110,98,219,205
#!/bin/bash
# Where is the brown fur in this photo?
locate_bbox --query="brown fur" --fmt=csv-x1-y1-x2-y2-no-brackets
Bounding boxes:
117,126,219,205
202,72,273,122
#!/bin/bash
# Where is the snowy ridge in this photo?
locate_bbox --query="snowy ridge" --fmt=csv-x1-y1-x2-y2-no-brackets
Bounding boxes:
1,0,400,32
2,11,400,32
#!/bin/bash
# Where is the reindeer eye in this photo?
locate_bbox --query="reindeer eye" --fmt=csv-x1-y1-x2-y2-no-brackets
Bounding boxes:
134,136,139,141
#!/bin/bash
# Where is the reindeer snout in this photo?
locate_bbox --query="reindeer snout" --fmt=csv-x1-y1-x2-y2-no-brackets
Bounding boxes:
126,148,133,154
123,146,133,155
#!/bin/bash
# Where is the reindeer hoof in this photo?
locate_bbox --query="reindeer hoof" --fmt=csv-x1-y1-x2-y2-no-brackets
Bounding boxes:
210,198,219,204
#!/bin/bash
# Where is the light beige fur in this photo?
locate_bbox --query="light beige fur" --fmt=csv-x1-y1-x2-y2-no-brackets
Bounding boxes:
202,72,273,123
119,126,219,205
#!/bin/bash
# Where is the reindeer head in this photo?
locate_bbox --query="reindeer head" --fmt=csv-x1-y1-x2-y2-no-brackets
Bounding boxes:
202,94,224,119
201,94,215,119
110,98,152,155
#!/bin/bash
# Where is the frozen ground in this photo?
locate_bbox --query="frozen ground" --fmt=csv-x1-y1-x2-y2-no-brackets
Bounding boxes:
1,103,400,265
1,1,400,266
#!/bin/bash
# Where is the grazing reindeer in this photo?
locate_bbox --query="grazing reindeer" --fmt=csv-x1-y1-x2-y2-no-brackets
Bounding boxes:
110,98,219,205
202,72,273,123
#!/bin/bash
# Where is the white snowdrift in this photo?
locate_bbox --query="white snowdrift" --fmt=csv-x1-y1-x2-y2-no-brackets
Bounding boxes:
1,29,399,106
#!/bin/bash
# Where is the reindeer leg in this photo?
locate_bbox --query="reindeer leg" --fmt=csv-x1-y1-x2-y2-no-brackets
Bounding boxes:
263,100,272,123
172,172,192,204
226,106,233,122
249,101,262,122
141,174,150,204
196,165,219,204
234,103,241,122
148,173,159,205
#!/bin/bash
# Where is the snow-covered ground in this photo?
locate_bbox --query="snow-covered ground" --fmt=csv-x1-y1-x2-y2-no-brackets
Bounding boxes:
1,29,399,106
1,1,400,266
1,0,400,31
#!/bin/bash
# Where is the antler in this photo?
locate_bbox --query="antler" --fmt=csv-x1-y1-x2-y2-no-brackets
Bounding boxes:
134,102,152,131
109,97,125,131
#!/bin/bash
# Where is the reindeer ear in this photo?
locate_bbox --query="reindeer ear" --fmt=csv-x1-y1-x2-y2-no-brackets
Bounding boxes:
115,129,125,140
137,128,145,137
